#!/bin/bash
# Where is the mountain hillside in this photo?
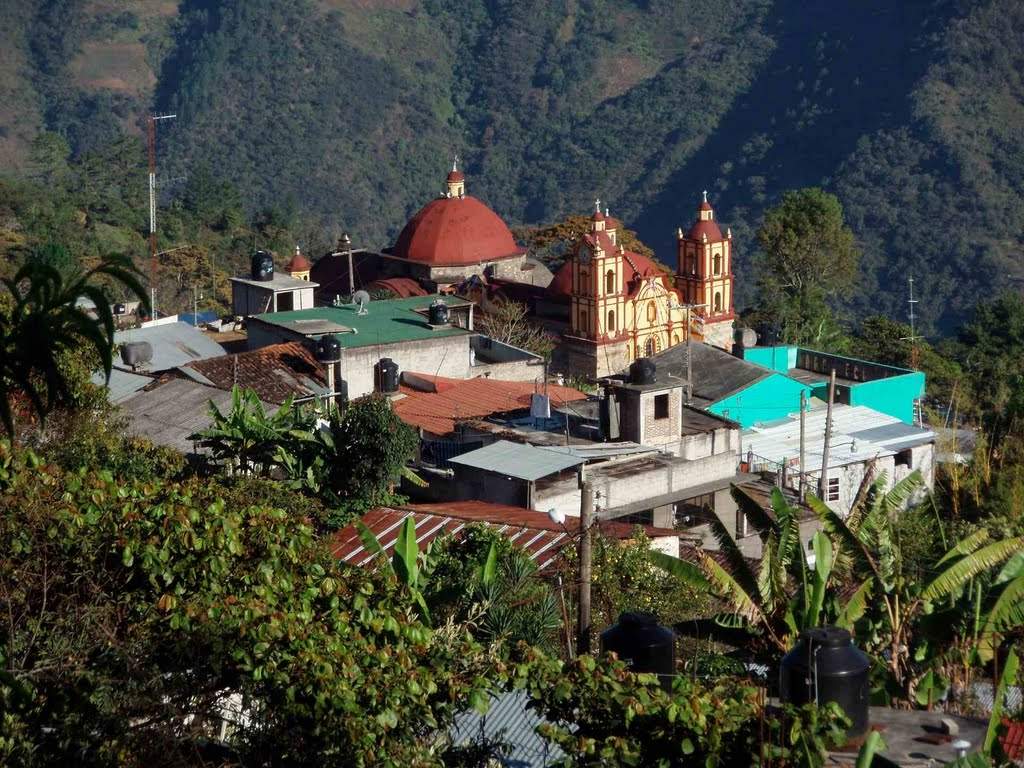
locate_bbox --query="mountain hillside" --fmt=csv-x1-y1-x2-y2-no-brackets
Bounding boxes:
1,0,1021,333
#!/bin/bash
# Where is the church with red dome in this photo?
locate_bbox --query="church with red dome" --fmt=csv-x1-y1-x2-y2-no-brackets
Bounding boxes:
311,163,549,299
308,162,736,379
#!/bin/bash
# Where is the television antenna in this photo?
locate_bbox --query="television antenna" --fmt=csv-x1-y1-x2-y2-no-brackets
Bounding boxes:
353,290,371,315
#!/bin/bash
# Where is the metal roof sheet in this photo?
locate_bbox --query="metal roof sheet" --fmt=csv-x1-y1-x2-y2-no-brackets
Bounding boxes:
113,321,226,372
447,440,585,481
742,405,934,473
331,501,680,573
91,368,154,404
118,378,276,455
450,689,564,767
647,341,772,403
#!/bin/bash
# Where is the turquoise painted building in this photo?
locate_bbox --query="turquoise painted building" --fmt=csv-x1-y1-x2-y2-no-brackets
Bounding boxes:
705,373,811,428
743,346,925,425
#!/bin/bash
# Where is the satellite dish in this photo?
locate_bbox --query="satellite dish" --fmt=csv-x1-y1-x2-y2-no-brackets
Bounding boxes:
547,508,566,526
353,290,371,315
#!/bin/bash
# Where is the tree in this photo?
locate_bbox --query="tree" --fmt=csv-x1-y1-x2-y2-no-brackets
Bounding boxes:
519,647,848,767
515,214,659,269
0,439,502,767
751,188,860,346
956,292,1024,440
0,256,147,435
475,300,557,360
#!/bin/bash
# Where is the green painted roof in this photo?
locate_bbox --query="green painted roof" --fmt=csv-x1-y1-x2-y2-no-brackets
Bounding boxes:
253,295,472,348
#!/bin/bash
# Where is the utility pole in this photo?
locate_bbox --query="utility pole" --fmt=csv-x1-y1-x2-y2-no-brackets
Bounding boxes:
147,113,176,318
578,479,593,656
799,389,807,501
673,300,707,405
818,369,837,502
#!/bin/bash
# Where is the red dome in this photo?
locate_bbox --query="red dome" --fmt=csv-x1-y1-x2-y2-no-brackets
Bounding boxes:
447,170,465,182
687,218,724,242
285,250,312,272
393,196,525,267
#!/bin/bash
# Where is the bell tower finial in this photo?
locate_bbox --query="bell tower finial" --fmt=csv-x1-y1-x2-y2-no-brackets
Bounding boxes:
446,156,465,198
702,189,708,203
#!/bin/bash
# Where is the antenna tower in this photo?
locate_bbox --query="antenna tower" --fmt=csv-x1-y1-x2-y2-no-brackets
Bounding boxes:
901,276,923,370
147,113,176,316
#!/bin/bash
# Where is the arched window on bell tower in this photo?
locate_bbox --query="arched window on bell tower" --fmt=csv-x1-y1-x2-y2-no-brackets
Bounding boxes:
713,253,722,275
714,291,722,313
607,309,615,332
605,269,615,294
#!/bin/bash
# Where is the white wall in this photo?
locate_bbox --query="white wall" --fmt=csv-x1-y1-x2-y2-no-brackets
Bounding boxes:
340,336,474,399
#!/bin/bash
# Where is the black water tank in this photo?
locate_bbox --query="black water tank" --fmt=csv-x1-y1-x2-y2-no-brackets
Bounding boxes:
120,341,153,368
315,334,342,363
601,612,675,680
629,357,656,385
376,358,399,393
780,626,870,738
428,299,450,326
250,250,274,281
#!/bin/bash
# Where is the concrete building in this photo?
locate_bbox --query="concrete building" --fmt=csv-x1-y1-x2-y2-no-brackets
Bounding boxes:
230,271,317,317
741,403,936,516
245,295,543,399
743,345,926,425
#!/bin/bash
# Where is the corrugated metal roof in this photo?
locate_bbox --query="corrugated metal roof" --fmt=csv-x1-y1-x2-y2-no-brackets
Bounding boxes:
649,341,771,402
178,342,328,404
118,378,276,455
742,405,934,472
448,440,586,481
114,322,226,372
91,368,154,404
331,501,680,573
449,689,564,767
542,442,654,459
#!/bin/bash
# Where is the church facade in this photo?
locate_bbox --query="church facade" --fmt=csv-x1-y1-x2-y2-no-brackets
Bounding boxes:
557,195,736,378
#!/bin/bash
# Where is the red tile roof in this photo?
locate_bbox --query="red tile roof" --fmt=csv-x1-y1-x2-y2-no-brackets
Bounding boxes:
179,342,325,404
1001,720,1024,761
367,277,429,298
331,501,681,572
686,218,724,242
394,374,588,435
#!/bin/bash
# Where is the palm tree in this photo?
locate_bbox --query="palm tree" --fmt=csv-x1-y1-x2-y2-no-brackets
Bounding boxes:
0,256,146,435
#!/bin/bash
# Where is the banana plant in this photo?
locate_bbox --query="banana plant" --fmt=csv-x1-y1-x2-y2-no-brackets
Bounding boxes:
808,469,1024,703
653,485,868,658
355,516,498,624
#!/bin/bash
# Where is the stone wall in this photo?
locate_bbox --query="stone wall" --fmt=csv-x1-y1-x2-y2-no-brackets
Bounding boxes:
562,337,631,379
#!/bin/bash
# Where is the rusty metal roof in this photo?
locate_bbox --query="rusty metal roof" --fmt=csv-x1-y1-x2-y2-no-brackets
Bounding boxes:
331,501,680,572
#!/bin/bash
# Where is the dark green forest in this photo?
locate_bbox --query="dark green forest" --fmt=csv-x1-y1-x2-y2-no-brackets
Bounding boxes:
0,0,1021,333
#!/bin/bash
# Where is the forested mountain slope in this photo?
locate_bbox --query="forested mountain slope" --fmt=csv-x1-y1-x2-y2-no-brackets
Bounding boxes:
1,0,1021,333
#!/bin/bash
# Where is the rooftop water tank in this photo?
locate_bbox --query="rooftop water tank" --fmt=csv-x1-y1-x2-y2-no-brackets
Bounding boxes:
600,612,675,682
779,626,870,739
120,341,153,368
250,250,274,282
428,299,450,326
629,357,656,385
376,357,399,393
315,334,342,364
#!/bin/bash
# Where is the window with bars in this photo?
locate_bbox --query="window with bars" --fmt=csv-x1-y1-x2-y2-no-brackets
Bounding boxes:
827,476,840,502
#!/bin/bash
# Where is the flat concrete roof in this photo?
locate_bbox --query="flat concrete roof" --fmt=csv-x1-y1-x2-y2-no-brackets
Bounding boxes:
230,272,319,291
